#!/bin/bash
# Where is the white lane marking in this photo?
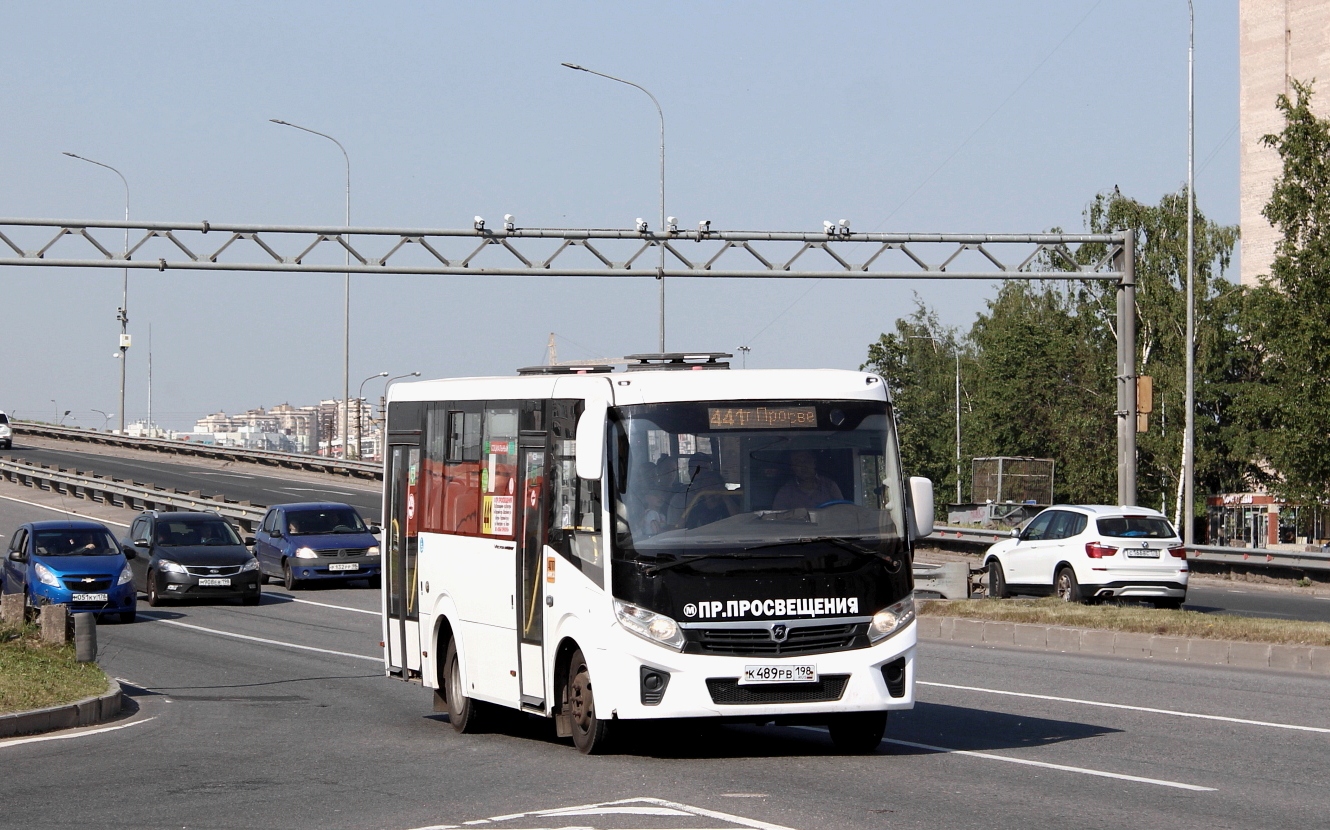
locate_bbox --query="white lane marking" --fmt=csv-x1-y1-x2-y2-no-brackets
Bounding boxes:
1227,590,1247,594
265,593,379,616
0,494,129,527
1315,597,1330,602
140,615,381,663
408,797,800,830
0,716,155,749
881,736,1215,792
920,681,1330,734
280,486,361,496
192,472,253,479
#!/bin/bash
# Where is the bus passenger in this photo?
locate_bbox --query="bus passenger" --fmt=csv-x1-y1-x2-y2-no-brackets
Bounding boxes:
773,450,843,510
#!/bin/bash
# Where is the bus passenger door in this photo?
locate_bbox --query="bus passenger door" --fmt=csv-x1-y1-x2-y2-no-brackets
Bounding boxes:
516,437,548,709
385,444,422,676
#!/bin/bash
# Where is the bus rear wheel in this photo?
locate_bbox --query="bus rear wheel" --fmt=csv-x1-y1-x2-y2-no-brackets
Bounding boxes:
827,711,887,753
565,648,612,754
444,640,485,733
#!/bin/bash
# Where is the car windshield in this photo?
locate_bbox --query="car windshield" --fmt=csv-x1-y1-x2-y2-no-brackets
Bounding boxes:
154,519,241,547
33,529,120,556
607,399,905,559
0,413,8,424
286,508,367,535
1097,516,1177,538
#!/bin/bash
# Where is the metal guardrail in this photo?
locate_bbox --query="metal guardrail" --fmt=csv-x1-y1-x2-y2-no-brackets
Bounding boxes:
925,525,1330,574
0,457,266,531
13,421,381,480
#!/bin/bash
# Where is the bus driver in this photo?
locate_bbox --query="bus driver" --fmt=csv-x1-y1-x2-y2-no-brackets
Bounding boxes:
773,450,843,510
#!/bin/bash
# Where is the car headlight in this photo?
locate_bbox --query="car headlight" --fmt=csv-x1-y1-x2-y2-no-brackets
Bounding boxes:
366,546,380,557
868,594,916,643
117,563,134,585
295,547,319,559
239,558,260,572
34,562,61,588
0,425,11,437
613,600,685,651
157,559,187,574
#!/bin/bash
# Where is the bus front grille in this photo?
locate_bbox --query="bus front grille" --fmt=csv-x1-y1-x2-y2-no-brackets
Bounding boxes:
705,675,850,705
685,623,867,657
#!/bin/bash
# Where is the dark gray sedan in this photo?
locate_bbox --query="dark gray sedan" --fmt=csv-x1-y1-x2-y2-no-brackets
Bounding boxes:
122,511,261,606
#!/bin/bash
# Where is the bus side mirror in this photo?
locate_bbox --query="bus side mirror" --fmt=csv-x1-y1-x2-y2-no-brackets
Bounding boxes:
574,399,608,481
908,477,934,539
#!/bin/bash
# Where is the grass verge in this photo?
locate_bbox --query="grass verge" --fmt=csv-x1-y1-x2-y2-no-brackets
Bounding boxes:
0,622,108,715
919,597,1330,647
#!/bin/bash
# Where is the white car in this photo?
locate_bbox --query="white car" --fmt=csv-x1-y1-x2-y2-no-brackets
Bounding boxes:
0,410,10,450
983,505,1188,608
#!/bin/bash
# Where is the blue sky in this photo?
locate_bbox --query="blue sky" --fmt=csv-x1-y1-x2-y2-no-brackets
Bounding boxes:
1,1,1239,429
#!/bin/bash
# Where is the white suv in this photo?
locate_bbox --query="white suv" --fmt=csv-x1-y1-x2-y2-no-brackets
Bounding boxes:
983,505,1188,608
0,411,11,450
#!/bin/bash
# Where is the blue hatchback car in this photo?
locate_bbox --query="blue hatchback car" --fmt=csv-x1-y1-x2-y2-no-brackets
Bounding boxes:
252,502,381,590
3,520,137,622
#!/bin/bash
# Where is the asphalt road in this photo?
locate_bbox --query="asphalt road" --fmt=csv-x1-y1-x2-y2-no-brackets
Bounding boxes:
1185,584,1330,623
4,440,380,519
3,493,1330,829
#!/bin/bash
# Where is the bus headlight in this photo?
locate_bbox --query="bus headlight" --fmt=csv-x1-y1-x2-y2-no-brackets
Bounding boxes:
868,594,916,643
613,600,685,651
295,547,318,559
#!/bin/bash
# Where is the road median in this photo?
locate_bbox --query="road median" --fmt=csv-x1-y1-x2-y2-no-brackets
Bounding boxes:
919,598,1330,675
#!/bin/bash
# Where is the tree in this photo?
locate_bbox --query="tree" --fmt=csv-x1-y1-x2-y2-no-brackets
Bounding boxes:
861,299,964,500
1236,80,1330,506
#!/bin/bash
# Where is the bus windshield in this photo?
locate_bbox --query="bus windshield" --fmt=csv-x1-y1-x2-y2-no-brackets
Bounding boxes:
608,400,904,559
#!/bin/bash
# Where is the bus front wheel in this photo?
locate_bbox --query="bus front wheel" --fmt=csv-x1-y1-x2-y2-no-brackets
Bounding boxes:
444,640,485,733
827,711,887,753
565,648,612,754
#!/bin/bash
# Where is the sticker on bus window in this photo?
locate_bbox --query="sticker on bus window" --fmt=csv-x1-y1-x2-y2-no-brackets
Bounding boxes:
483,495,515,536
546,556,556,583
678,434,696,455
488,440,511,455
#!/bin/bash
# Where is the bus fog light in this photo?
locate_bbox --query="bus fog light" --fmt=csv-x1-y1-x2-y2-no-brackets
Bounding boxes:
614,600,685,651
868,595,915,643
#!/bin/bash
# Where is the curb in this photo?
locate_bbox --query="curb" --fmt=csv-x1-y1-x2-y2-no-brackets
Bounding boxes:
0,675,123,739
918,615,1330,676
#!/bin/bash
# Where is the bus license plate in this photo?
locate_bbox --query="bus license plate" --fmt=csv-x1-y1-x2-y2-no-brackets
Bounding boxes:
328,563,359,572
72,593,108,602
198,577,231,586
1124,548,1159,558
739,665,818,685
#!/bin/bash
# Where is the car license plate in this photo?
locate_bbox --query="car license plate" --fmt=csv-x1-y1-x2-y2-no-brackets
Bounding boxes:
328,562,359,572
739,664,818,685
1124,548,1159,558
72,593,108,602
198,577,231,586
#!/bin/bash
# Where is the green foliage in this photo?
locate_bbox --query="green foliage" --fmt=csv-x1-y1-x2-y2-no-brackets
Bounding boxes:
863,187,1239,512
1237,80,1330,505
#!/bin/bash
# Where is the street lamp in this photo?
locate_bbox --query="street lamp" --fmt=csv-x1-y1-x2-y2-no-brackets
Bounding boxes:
909,336,963,504
561,62,667,352
91,409,112,430
354,371,389,461
270,118,352,461
1183,0,1197,546
63,152,129,434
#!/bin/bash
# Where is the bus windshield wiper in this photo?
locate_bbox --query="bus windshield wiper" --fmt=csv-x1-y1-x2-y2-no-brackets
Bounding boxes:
644,551,804,575
743,535,895,562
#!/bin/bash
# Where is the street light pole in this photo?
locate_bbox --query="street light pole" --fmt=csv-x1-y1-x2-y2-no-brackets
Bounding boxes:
356,371,388,462
271,119,352,459
63,152,129,434
561,62,666,352
1183,1,1196,546
91,409,111,430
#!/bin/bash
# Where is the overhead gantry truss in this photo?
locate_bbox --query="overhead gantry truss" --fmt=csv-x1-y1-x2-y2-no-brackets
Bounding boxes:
0,216,1138,506
0,217,1126,281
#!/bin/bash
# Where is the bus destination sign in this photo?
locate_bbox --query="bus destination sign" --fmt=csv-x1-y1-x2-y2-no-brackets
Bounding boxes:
707,406,817,430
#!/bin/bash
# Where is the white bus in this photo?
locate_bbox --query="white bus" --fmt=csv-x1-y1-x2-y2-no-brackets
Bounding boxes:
381,354,934,753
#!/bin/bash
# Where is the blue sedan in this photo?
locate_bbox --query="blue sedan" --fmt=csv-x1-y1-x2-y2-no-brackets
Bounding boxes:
2,520,137,622
253,502,381,590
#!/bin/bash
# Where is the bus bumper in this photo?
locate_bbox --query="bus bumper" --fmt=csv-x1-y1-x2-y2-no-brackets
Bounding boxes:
593,620,917,721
